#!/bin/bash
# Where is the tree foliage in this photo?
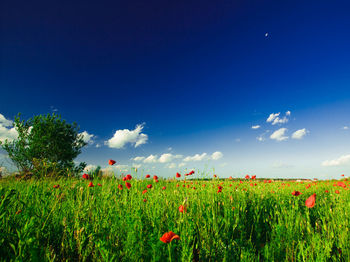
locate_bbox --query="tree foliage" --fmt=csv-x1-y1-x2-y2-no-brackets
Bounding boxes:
0,113,86,176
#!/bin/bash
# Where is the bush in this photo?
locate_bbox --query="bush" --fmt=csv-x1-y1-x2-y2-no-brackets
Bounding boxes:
0,113,87,177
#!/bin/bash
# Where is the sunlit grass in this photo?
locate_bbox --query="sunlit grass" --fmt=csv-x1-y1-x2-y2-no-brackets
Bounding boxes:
0,174,349,261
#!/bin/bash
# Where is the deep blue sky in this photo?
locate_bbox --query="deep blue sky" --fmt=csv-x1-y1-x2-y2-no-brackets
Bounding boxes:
1,0,350,178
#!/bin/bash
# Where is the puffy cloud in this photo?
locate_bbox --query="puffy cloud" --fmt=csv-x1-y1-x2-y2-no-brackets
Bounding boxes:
106,124,148,149
251,125,261,130
292,128,308,139
79,131,95,144
184,153,208,162
322,154,350,167
143,154,158,163
267,111,290,125
132,156,145,162
132,164,142,169
102,164,129,173
257,136,265,142
211,151,223,160
343,126,349,130
0,114,13,127
266,113,280,123
84,164,97,172
159,153,174,163
270,128,288,141
178,163,186,167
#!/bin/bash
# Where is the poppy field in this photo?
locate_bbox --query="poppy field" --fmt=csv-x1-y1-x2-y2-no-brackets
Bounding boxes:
0,172,349,261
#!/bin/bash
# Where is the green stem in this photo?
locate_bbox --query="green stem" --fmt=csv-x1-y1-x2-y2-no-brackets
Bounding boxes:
168,243,172,262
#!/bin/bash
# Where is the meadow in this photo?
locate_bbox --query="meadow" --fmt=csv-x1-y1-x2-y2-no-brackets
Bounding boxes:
0,172,349,261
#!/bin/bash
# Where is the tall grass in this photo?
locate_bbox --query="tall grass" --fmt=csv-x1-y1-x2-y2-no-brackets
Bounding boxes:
0,175,349,261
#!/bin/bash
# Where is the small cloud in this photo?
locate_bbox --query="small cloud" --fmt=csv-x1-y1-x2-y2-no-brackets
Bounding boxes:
267,111,291,125
211,151,223,160
235,138,241,142
132,156,145,161
291,128,308,139
132,164,142,169
79,131,95,144
143,154,158,163
84,164,97,172
251,125,261,130
184,153,208,162
256,130,270,142
106,123,148,149
322,154,350,167
0,114,18,143
286,111,291,116
266,113,280,123
270,128,288,141
178,163,186,167
95,143,101,148
0,114,13,127
159,153,174,163
343,126,349,130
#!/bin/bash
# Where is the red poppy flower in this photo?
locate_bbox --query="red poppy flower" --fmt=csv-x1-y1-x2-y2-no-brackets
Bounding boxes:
213,174,217,178
118,184,123,190
268,180,272,183
176,184,180,187
147,184,152,189
142,189,147,194
229,176,233,180
337,182,346,188
193,187,196,190
155,180,159,183
160,231,180,243
292,191,301,196
143,199,147,202
162,186,166,190
176,172,181,178
109,159,116,166
153,175,158,180
146,174,150,178
82,173,89,180
245,175,250,179
305,193,316,208
125,182,131,189
179,205,186,213
53,184,60,188
122,177,127,181
185,173,189,176
126,174,132,180
325,190,329,193
251,175,256,180
341,174,345,176
335,190,340,194
88,182,94,187
97,183,102,187
189,170,195,175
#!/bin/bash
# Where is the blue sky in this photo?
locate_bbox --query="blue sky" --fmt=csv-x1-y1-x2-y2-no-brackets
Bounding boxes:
1,0,350,178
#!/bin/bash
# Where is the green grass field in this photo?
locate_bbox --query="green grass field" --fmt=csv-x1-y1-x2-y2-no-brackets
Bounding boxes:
0,174,349,261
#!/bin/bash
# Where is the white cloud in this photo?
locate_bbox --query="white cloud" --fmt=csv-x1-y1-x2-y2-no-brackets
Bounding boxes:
0,114,13,127
158,153,174,163
95,143,101,148
79,131,95,144
267,111,291,125
184,153,208,162
102,164,129,173
292,128,308,139
257,136,265,142
132,156,145,161
167,163,177,169
270,128,288,141
211,151,223,160
343,126,349,130
178,163,186,167
143,154,158,163
84,164,97,172
322,154,350,167
106,124,148,149
0,124,18,143
235,138,241,142
267,113,280,123
251,125,261,130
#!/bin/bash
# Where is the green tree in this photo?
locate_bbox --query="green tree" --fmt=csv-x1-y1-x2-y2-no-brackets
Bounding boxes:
0,113,87,176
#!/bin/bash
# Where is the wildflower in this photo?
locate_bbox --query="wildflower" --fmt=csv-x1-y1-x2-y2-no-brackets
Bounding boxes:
245,175,250,179
147,184,152,189
109,159,116,165
160,231,180,243
217,185,223,193
153,175,158,180
118,184,123,190
335,190,340,194
162,186,166,190
325,190,329,193
337,182,346,188
155,180,159,183
88,182,94,187
142,189,148,194
143,199,147,202
82,173,89,180
125,174,132,180
125,182,132,189
176,172,181,178
251,175,256,180
305,193,316,208
189,170,195,175
291,191,301,196
341,174,345,177
97,183,102,187
53,184,60,188
146,174,150,178
179,205,186,213
229,176,233,180
213,174,217,178
15,210,22,215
